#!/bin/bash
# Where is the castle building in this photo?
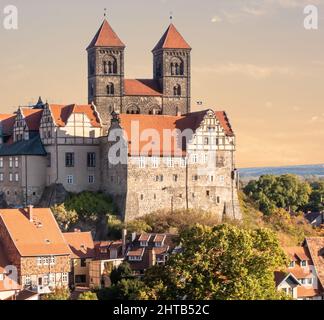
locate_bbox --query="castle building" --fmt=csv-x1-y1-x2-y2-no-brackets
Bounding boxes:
0,18,241,221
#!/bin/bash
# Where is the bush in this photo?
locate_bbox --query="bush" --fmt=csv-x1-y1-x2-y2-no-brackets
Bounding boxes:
42,287,70,300
78,291,98,300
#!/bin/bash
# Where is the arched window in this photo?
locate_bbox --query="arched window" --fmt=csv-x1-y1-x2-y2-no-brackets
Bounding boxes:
174,85,181,97
126,105,140,114
149,105,162,115
103,56,117,75
107,83,114,95
170,58,184,76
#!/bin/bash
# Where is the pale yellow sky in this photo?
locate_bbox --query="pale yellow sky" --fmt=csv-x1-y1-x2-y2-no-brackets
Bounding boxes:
0,0,323,168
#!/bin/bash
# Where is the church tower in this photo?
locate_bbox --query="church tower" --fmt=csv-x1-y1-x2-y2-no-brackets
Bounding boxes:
87,19,125,128
152,24,191,115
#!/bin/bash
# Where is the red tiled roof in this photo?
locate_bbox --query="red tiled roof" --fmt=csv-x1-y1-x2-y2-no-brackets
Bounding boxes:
63,232,95,259
0,208,71,257
49,104,101,128
124,79,162,96
305,237,324,288
127,248,145,257
153,234,166,243
0,114,16,135
153,24,191,51
138,234,152,242
297,286,322,298
117,110,234,156
87,19,125,49
284,246,312,262
21,108,43,131
289,266,313,279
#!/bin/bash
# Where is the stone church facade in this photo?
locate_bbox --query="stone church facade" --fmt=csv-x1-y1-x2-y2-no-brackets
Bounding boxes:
0,19,241,222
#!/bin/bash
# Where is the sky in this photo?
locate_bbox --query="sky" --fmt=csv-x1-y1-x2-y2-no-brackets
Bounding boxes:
0,0,323,168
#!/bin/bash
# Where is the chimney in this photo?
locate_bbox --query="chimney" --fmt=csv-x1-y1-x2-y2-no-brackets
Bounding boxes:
26,205,33,222
122,229,127,256
148,248,156,268
131,232,137,242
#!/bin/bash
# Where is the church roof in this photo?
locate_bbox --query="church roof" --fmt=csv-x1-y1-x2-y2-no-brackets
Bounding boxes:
153,23,191,51
116,110,234,157
87,19,125,49
20,108,43,131
124,79,162,96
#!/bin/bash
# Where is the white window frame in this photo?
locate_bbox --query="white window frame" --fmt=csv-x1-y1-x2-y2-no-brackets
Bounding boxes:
15,173,19,182
0,173,4,182
0,158,3,168
129,256,142,262
9,173,13,182
24,275,31,286
9,157,13,168
15,157,19,168
37,257,42,266
140,241,148,247
67,175,74,185
62,273,68,283
139,157,146,168
166,157,174,168
180,158,187,167
301,260,308,267
191,154,198,164
151,157,160,168
88,175,95,184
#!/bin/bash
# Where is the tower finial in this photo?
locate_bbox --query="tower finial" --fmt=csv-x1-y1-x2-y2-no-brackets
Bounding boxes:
104,8,107,18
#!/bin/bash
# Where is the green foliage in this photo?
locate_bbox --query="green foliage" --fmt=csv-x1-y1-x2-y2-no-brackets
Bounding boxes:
107,215,124,239
65,191,115,220
143,224,288,300
305,181,324,212
139,209,221,234
52,204,78,231
78,291,98,300
110,262,133,285
42,287,70,300
244,174,312,215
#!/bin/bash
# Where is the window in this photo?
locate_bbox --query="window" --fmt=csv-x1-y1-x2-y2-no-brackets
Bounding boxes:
139,157,146,168
301,260,308,267
107,83,114,95
0,158,3,168
166,157,174,168
180,158,187,167
47,153,51,168
43,275,49,286
87,152,96,168
15,173,19,182
215,138,219,145
50,256,56,265
9,173,13,182
173,175,178,182
129,256,142,262
300,278,307,285
209,175,214,182
24,275,31,286
289,261,295,268
204,137,209,145
206,190,210,197
307,278,313,285
173,84,181,97
80,259,87,268
0,274,4,281
65,153,74,167
155,175,163,182
49,273,55,284
219,176,225,184
67,175,74,184
151,157,160,168
75,275,87,284
0,173,3,182
140,194,144,201
140,241,148,247
217,196,221,204
14,157,19,168
88,175,95,184
192,175,198,182
9,157,13,168
62,273,69,283
155,242,163,248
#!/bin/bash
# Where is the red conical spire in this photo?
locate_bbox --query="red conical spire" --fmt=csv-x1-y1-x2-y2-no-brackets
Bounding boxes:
153,23,191,51
87,19,125,50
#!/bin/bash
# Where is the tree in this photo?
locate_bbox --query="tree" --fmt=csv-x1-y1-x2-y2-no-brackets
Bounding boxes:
144,224,288,300
42,287,70,300
306,181,324,212
110,262,133,285
78,291,98,300
52,204,78,231
244,175,311,215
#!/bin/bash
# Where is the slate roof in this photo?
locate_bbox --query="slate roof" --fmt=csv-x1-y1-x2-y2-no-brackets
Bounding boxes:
0,135,46,156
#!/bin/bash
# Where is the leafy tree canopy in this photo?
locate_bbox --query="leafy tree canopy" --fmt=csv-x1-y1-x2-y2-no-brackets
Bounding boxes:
110,262,133,285
78,291,98,300
143,224,288,300
42,287,70,300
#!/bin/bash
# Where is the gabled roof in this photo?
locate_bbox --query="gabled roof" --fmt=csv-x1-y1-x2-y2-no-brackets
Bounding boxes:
0,135,46,156
274,271,300,287
115,109,234,157
284,246,312,262
0,208,71,257
20,108,43,131
48,104,101,128
87,19,125,49
124,79,162,97
63,231,95,259
305,237,324,288
0,114,16,136
153,23,191,51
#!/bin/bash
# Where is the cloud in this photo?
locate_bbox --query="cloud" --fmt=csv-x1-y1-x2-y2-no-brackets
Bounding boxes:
194,63,294,79
211,16,223,23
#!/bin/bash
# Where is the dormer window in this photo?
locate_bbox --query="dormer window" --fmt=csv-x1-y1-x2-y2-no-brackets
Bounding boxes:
140,241,148,247
155,242,163,248
129,256,142,262
301,260,308,267
289,261,295,268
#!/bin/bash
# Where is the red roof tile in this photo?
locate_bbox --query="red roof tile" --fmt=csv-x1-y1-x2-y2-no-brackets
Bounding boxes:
0,114,16,135
124,79,162,96
117,110,234,156
153,24,191,51
49,104,101,128
63,232,95,259
87,19,125,49
21,108,43,131
0,208,71,257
